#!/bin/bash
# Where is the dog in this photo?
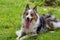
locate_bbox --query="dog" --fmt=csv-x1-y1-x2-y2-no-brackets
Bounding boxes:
16,4,48,40
16,4,60,40
42,14,60,31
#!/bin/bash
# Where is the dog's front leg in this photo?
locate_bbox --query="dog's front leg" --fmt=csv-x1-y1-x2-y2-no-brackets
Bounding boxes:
20,34,37,40
16,27,25,40
16,30,23,40
20,35,28,40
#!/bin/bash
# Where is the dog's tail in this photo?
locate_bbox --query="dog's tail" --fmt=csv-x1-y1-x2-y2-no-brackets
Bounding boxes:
52,21,60,28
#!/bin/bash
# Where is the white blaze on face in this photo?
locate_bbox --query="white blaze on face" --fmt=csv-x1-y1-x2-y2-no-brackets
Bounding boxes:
26,9,32,19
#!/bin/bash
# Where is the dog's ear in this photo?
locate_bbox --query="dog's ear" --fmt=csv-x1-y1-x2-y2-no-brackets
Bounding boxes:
25,4,30,11
33,5,37,12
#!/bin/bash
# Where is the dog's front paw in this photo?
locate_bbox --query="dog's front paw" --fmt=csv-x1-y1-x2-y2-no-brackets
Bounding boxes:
16,37,20,40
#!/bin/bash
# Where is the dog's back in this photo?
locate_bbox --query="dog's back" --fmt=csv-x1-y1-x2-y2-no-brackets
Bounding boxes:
37,16,47,33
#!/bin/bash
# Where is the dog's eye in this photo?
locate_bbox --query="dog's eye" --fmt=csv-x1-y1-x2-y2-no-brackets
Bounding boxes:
26,13,28,15
31,14,34,16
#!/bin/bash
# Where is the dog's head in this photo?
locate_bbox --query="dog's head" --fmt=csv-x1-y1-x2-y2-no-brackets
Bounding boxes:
23,4,38,23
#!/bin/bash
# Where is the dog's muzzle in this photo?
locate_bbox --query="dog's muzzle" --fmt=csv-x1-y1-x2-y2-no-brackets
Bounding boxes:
26,17,33,22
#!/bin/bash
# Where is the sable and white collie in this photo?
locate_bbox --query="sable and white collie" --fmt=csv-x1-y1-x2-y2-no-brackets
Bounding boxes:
16,4,47,40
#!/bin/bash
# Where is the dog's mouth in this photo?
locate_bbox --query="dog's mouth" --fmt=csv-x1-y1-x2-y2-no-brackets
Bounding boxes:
26,18,33,29
26,20,30,29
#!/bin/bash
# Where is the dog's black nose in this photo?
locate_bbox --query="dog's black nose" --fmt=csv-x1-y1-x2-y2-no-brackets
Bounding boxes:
27,17,30,20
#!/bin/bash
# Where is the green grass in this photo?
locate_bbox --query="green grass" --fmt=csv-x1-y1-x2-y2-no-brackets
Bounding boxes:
0,0,60,40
